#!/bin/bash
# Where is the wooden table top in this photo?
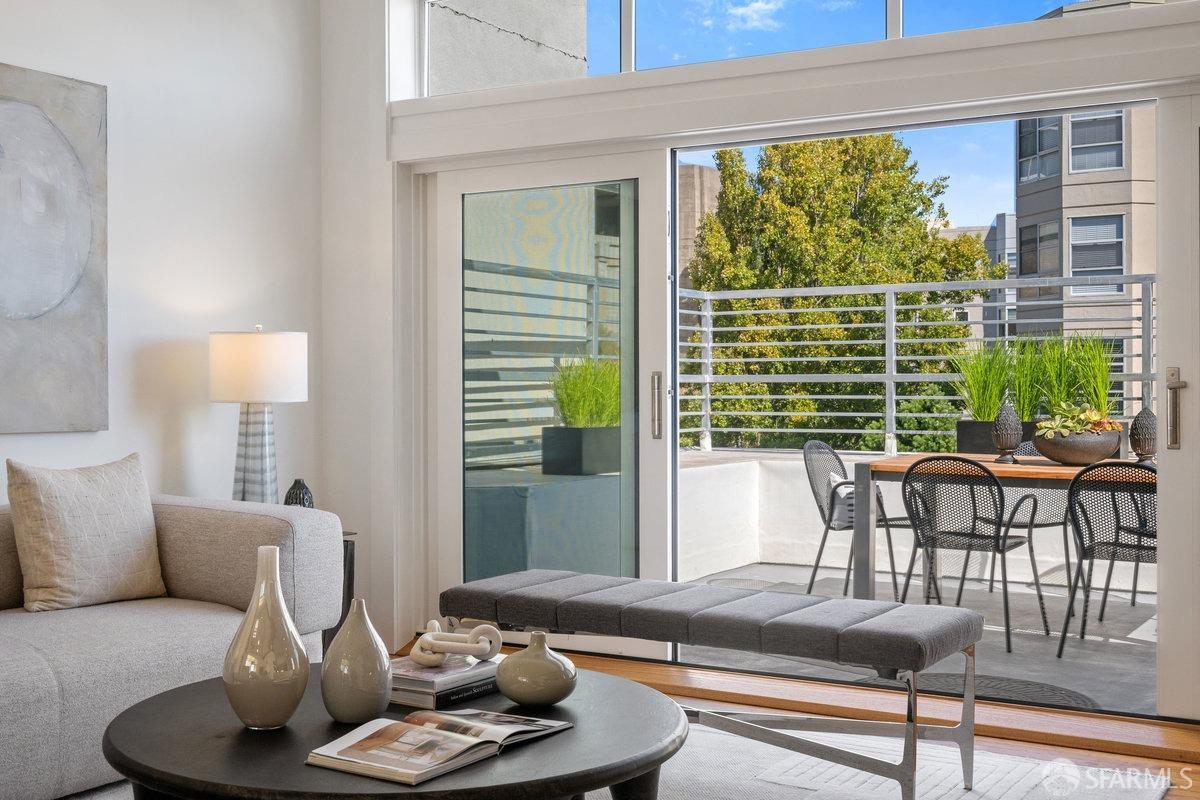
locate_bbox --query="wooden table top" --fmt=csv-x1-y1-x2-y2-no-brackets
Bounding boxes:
867,453,1089,481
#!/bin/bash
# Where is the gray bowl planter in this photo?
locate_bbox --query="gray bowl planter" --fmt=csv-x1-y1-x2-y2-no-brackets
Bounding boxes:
541,426,621,475
1032,429,1122,466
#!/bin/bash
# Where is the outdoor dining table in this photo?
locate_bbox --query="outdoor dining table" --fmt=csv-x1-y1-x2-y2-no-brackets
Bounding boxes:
851,452,1094,600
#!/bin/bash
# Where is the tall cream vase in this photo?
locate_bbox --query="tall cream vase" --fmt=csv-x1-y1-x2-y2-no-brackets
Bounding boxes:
223,545,310,729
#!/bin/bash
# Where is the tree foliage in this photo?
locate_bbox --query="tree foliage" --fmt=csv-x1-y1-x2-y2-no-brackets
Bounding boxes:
684,135,1003,451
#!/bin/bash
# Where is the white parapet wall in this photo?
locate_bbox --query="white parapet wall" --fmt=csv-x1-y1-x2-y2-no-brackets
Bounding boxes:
679,449,1154,595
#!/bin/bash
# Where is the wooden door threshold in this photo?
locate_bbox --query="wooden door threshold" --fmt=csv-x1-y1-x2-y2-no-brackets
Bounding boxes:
396,639,1200,763
565,653,1200,765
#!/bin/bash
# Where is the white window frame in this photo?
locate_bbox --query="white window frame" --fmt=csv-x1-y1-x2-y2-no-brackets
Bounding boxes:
1018,116,1061,184
384,0,1200,720
1069,109,1125,174
1069,214,1126,296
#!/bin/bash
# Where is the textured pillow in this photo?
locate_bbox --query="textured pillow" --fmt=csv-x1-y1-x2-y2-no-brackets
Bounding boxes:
6,454,166,611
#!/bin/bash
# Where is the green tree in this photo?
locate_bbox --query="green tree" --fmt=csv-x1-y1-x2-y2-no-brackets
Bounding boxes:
684,136,1003,451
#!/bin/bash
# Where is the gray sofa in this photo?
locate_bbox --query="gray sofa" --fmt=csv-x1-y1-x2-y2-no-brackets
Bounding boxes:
0,495,344,800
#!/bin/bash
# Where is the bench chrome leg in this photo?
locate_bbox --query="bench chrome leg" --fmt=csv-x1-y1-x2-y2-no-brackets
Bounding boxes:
681,646,976,800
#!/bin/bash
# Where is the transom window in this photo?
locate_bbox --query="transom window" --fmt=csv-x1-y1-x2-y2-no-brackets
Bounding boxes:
1018,117,1061,183
1070,215,1125,294
1070,110,1124,172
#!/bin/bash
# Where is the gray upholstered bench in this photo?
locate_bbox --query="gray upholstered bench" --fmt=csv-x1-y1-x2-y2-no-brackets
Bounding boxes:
440,569,983,800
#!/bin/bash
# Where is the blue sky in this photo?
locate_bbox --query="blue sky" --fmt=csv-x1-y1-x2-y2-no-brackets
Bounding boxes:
587,0,1065,226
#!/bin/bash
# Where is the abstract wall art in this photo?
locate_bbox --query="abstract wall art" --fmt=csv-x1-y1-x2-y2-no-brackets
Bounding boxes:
0,63,107,433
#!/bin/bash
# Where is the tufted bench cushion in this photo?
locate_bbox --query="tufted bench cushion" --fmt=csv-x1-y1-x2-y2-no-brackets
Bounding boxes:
441,569,983,673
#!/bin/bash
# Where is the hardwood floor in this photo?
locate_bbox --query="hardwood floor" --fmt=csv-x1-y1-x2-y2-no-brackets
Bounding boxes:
397,640,1200,793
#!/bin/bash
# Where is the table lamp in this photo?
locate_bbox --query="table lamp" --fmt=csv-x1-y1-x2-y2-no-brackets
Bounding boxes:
209,325,308,503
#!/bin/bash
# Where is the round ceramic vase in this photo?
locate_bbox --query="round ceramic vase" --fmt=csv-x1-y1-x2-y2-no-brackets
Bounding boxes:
496,631,577,706
321,598,392,723
223,545,310,730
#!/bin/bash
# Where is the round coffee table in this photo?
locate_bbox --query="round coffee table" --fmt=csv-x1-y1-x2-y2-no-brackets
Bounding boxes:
103,669,688,800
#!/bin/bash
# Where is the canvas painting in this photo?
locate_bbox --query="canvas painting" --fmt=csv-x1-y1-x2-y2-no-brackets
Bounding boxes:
0,63,107,432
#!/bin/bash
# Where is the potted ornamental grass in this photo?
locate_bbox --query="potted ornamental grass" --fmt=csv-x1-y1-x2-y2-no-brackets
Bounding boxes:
1032,336,1123,464
541,358,622,475
953,344,1030,453
952,334,1120,460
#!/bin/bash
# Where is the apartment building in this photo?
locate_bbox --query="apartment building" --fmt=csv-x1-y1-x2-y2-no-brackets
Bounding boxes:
1013,105,1156,411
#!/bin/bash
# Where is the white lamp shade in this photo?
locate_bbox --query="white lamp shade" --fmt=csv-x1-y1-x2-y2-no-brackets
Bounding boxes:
209,331,308,403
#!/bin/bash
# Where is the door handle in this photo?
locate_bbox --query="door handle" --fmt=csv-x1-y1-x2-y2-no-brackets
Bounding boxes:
1167,367,1187,450
651,371,663,440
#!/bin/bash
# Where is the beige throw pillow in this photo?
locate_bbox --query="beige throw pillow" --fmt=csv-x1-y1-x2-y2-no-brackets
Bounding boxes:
6,454,166,611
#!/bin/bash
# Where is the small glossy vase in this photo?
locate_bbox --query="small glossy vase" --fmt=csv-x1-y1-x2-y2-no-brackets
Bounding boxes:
223,545,309,729
496,631,577,706
321,599,391,723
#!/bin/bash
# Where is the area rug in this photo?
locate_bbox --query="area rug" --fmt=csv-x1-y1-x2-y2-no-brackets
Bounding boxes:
586,726,1170,800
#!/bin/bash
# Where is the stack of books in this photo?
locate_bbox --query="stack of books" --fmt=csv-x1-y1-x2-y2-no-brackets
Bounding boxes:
389,653,503,709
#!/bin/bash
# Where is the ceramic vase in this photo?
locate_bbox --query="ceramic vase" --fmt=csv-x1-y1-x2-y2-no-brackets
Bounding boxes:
223,545,309,729
992,402,1022,464
496,631,577,706
1130,407,1157,463
321,598,391,723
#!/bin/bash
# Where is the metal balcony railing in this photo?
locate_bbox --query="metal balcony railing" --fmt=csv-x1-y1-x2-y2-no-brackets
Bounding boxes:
678,274,1155,451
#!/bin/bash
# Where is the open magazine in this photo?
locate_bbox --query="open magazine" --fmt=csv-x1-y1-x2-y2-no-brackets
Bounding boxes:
306,709,572,785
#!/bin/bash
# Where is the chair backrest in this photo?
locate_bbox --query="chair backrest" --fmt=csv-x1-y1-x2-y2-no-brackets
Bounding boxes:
1015,440,1039,457
803,440,848,525
1067,461,1157,563
901,456,1004,549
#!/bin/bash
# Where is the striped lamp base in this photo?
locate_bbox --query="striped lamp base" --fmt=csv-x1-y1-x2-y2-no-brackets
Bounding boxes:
233,402,278,503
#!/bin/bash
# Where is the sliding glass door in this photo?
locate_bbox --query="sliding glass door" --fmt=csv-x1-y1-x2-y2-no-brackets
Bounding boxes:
461,180,638,581
429,152,672,657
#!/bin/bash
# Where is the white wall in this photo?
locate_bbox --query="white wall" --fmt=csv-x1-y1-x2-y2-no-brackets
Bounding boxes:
0,0,323,503
319,0,416,650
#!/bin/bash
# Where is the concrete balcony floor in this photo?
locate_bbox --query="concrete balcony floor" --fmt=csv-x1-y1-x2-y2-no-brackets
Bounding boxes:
681,561,1156,716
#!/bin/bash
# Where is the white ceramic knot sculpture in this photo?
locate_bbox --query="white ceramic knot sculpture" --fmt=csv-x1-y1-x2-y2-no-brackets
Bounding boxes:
408,619,502,667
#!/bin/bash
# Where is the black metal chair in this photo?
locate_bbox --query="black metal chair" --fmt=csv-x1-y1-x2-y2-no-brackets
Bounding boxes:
802,440,906,601
1057,461,1157,658
987,440,1074,593
900,455,1050,653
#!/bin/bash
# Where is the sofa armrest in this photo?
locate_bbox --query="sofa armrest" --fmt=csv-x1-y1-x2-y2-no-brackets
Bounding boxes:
152,495,343,635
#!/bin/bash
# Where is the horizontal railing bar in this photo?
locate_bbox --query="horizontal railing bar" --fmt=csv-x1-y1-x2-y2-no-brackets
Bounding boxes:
465,286,591,304
680,410,884,418
465,306,592,324
677,273,1153,301
680,356,887,364
892,315,1141,328
895,297,1151,313
465,419,557,431
679,393,888,401
681,322,886,333
465,258,619,288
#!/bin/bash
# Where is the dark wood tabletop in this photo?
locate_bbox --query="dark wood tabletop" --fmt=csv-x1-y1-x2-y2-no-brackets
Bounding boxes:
103,669,688,800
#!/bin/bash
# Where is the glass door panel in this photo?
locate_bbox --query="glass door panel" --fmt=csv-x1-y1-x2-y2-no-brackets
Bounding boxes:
462,181,638,580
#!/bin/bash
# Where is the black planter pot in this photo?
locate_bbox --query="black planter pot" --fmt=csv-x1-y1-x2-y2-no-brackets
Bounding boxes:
541,426,621,475
956,419,1038,455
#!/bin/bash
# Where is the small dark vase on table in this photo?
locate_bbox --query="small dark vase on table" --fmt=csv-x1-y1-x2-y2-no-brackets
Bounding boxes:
284,478,314,508
992,402,1022,464
1129,407,1157,464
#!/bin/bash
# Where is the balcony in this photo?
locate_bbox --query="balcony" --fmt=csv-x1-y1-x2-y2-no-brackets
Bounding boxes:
676,273,1156,715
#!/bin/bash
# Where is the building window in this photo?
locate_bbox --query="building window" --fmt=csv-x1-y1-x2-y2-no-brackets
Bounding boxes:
1018,221,1059,277
1070,215,1124,294
1070,111,1124,172
1018,117,1061,183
